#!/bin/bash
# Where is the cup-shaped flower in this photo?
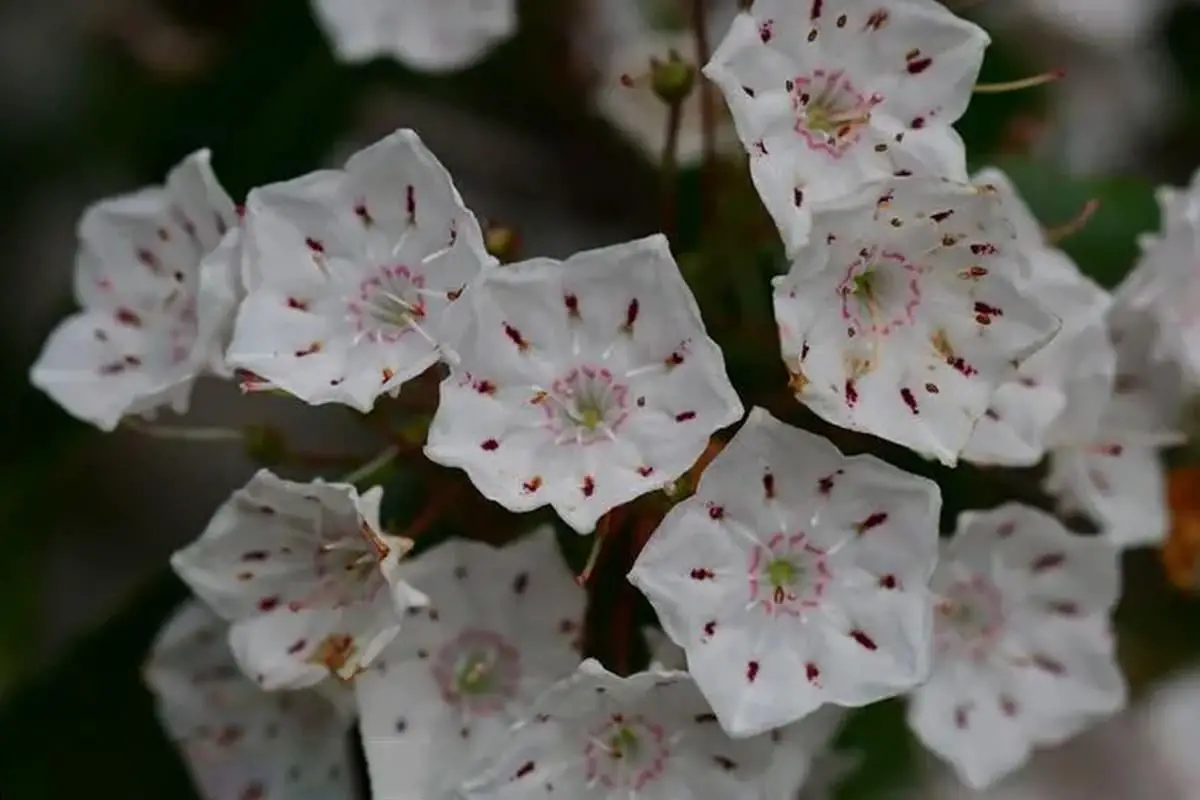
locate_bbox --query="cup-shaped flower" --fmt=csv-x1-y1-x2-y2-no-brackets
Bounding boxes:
455,659,776,799
705,0,989,253
225,128,493,411
171,470,427,689
1043,302,1183,549
961,168,1116,466
644,627,849,798
907,504,1126,790
1114,167,1200,387
143,600,355,800
29,150,238,430
355,526,585,798
425,234,744,534
310,0,515,72
774,177,1061,466
629,407,941,737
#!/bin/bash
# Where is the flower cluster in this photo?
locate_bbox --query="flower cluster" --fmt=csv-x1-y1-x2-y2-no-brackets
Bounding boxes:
29,0,1200,797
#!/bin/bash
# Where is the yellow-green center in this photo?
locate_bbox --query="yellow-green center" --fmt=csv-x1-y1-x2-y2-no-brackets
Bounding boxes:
609,725,640,759
577,400,604,430
767,557,797,588
806,103,839,134
850,269,878,301
455,655,491,694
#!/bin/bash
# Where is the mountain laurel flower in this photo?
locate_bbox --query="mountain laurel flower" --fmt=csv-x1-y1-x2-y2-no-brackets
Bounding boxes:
355,526,585,799
644,628,849,799
705,0,989,253
310,0,516,72
194,226,245,378
455,659,776,799
424,234,744,534
629,407,941,737
29,150,238,431
144,600,355,800
1112,168,1200,388
1043,302,1183,549
961,168,1115,466
907,504,1126,790
225,128,493,412
774,178,1061,466
171,470,427,690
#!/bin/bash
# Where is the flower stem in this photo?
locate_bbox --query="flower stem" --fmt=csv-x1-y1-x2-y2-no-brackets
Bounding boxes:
974,70,1065,94
691,0,717,229
342,445,400,485
661,98,684,242
577,513,612,587
120,418,243,442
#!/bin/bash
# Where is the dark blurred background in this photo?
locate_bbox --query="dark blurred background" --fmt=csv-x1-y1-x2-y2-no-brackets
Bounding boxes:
2,0,1200,797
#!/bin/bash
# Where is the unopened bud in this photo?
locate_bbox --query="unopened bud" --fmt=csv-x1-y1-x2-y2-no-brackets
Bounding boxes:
242,423,288,466
484,223,521,264
651,51,695,106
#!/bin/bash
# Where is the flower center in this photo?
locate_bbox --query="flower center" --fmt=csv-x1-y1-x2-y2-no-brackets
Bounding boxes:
541,365,631,445
749,533,831,617
584,714,669,791
935,574,1006,660
838,250,923,338
791,69,879,158
347,265,427,343
432,629,520,716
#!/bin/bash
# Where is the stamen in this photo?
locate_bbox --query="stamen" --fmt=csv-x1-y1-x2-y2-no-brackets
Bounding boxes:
974,69,1064,94
1044,198,1100,245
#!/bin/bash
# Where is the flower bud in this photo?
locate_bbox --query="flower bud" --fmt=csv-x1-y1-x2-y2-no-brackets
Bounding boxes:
484,223,521,264
650,51,695,106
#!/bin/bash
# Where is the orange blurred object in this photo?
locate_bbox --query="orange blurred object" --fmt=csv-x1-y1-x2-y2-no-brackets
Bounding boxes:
1163,465,1200,591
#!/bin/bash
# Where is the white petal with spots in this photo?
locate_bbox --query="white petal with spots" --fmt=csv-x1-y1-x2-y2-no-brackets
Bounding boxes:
705,0,989,253
456,659,775,799
354,526,585,799
425,234,744,534
629,407,941,737
226,128,493,411
962,168,1116,466
144,600,355,800
775,177,1061,467
171,470,427,689
310,0,515,72
29,150,238,430
642,628,848,800
906,504,1125,790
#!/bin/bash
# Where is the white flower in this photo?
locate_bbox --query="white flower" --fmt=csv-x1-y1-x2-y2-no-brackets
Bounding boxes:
1113,168,1200,387
456,659,776,799
1043,303,1183,549
355,526,585,798
425,234,743,534
906,503,1126,790
704,0,989,253
629,407,941,737
225,128,493,412
774,178,1060,466
29,150,238,431
310,0,516,72
171,469,427,689
585,0,740,165
1135,667,1200,797
961,168,1115,466
195,226,245,378
143,599,355,800
643,628,848,799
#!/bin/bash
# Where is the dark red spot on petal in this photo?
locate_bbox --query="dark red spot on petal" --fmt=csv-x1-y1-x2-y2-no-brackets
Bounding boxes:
690,568,715,580
713,755,738,771
474,379,497,395
856,512,888,534
694,712,718,723
844,379,859,407
794,187,805,207
703,620,717,637
1031,654,1066,675
623,299,639,332
405,185,416,221
513,572,529,594
925,382,939,393
850,629,878,650
286,297,308,311
1000,694,1019,717
636,465,654,477
675,410,697,422
954,705,970,729
708,504,725,520
1031,553,1066,573
304,237,325,254
665,351,685,367
258,596,280,611
514,761,535,780
564,293,580,318
930,209,953,222
879,574,897,589
581,475,596,497
762,472,776,499
806,662,820,682
481,439,499,451
242,550,270,561
900,388,919,414
294,341,322,357
907,56,933,74
1048,601,1079,615
503,323,529,351
746,661,760,682
354,203,373,226
115,308,142,327
287,639,307,655
810,0,823,20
